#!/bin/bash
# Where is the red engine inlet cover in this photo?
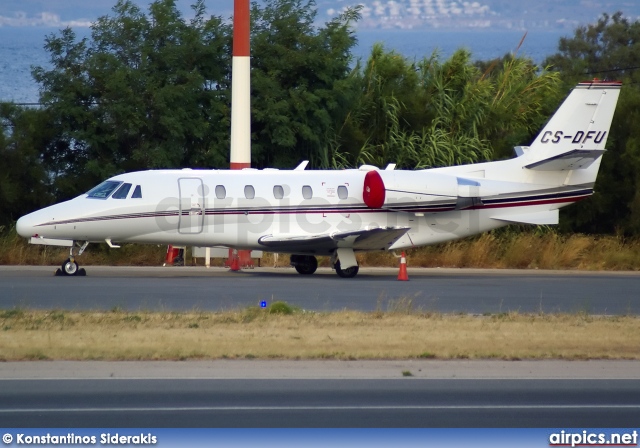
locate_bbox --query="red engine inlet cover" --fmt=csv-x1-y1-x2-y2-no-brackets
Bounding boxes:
363,170,385,208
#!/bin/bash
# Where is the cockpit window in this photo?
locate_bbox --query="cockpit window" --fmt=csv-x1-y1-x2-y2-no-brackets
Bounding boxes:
112,183,132,199
132,185,142,198
87,181,122,199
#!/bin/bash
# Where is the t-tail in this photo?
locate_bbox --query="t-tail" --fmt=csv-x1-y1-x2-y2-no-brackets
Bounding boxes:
431,79,622,228
517,79,621,185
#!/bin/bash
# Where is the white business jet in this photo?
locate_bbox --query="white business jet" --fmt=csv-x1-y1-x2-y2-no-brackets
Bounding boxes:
17,80,621,277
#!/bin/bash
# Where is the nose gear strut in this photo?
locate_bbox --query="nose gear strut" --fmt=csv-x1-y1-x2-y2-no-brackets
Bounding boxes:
57,241,90,276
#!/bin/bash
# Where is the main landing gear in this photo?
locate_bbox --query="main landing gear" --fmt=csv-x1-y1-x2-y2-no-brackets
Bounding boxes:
333,260,359,278
56,241,89,276
290,255,318,275
289,254,360,278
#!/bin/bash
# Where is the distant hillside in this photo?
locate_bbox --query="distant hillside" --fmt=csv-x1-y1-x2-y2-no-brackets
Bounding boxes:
1,0,639,30
318,0,640,30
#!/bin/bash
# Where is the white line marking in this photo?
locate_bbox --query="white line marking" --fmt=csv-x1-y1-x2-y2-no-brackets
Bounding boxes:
2,377,640,381
0,405,638,413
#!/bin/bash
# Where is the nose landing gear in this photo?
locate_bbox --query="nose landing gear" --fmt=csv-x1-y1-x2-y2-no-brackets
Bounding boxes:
56,241,89,276
62,258,80,275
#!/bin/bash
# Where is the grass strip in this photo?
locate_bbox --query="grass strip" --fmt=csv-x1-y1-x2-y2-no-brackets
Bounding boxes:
1,304,638,361
3,225,640,270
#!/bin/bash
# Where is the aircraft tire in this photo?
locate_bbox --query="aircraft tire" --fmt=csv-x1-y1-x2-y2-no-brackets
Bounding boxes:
293,255,317,275
334,261,359,278
62,259,79,276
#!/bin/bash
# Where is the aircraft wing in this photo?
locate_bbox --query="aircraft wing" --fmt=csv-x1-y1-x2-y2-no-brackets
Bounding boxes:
258,226,410,253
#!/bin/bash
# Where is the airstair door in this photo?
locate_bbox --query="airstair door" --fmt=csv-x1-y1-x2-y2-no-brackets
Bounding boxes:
178,178,204,234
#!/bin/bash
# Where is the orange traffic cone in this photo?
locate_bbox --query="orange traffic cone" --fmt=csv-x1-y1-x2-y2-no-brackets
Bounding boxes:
397,251,409,281
229,249,240,272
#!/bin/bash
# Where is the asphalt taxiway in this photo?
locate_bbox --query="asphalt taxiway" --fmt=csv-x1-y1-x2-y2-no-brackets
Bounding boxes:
2,267,639,428
1,360,639,427
1,266,639,314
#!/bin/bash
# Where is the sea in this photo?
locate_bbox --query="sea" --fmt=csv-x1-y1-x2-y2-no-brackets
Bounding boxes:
0,26,570,104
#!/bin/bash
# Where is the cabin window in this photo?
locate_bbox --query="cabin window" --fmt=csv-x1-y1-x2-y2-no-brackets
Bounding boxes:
337,185,348,199
244,185,255,199
112,183,132,199
273,185,284,199
87,180,122,199
302,185,313,199
132,185,142,198
215,185,226,199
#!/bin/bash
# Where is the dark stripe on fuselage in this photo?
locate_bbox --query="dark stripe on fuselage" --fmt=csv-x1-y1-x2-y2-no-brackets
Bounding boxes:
33,188,592,228
477,189,593,209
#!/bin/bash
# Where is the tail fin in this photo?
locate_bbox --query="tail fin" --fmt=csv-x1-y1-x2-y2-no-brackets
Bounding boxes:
524,80,621,173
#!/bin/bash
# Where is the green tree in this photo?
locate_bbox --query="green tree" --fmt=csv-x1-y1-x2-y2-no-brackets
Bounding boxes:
249,0,360,168
332,43,428,167
477,55,562,159
32,0,232,199
335,46,560,169
0,104,53,225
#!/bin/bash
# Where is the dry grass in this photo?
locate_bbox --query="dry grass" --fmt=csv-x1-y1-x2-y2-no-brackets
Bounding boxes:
358,230,640,271
1,307,638,361
3,224,640,270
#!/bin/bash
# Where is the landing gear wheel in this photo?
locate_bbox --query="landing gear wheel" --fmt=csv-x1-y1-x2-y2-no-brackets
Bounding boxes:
62,258,79,276
291,255,318,275
334,261,359,278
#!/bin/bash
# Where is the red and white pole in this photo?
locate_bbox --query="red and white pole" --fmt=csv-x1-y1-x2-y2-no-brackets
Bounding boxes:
230,0,251,170
228,0,254,268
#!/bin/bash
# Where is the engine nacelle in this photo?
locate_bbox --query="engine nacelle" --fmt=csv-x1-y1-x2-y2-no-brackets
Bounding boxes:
380,171,459,207
361,168,494,212
362,170,386,208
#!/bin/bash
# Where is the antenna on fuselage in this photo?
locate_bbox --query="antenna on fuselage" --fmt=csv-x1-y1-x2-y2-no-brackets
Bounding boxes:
294,160,309,171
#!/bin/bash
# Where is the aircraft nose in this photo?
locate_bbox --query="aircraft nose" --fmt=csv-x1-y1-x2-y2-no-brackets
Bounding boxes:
16,213,37,238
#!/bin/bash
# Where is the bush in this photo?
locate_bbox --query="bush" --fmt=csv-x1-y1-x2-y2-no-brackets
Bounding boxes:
267,301,295,315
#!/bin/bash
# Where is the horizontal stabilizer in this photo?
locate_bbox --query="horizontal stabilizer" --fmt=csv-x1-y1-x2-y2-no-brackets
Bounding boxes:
491,210,559,225
525,149,605,171
258,227,410,253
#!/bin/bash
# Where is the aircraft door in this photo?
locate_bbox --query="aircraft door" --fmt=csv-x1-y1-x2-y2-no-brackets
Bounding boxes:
178,178,204,234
